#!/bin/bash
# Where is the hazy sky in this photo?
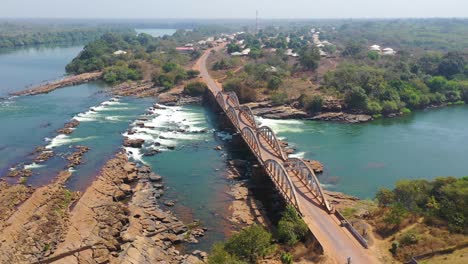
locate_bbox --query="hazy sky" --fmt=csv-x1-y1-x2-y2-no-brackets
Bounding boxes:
1,0,467,19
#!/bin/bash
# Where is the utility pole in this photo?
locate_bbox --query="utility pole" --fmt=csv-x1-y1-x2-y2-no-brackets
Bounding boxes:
256,10,259,34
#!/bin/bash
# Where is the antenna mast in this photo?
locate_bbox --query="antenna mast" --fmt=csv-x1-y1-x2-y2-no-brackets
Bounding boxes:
256,10,259,34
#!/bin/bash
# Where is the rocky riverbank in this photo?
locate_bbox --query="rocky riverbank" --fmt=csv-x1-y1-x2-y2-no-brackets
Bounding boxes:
10,72,102,96
0,151,208,264
244,101,372,123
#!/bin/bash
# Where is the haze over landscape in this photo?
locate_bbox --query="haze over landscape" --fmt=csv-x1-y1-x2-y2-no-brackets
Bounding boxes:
1,0,468,19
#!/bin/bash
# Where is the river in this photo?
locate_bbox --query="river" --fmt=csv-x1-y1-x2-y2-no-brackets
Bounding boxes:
1,31,467,251
258,105,468,199
0,37,229,250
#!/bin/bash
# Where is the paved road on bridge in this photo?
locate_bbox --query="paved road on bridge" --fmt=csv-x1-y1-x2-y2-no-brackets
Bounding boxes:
197,46,380,264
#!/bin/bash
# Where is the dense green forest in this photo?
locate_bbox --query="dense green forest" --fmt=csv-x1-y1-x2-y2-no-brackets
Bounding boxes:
0,22,135,49
320,19,468,52
322,50,468,116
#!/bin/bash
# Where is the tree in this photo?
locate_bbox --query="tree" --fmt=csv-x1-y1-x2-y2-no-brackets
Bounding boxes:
267,76,282,90
345,86,368,110
299,94,323,113
366,100,383,115
187,70,200,79
227,43,242,54
277,206,309,246
224,224,274,263
437,52,466,78
383,204,408,227
208,243,245,264
184,82,208,96
298,45,321,70
342,42,363,57
376,188,396,207
427,76,448,92
381,100,399,114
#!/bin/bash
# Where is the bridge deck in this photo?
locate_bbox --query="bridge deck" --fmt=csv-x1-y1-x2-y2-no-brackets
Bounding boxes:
198,47,379,264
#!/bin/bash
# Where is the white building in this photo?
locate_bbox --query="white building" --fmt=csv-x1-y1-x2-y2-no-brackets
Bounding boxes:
113,50,127,55
382,47,396,55
285,49,299,57
369,45,381,52
241,48,251,55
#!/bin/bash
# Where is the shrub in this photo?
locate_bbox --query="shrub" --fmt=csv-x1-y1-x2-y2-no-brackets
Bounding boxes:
184,82,208,96
277,206,309,246
267,76,282,90
345,86,368,110
224,224,274,263
376,188,396,207
383,204,408,227
399,231,419,246
401,108,412,114
300,94,323,113
366,100,383,115
389,241,399,256
271,92,288,105
187,69,200,79
381,100,399,114
208,243,244,264
162,62,178,72
280,252,293,264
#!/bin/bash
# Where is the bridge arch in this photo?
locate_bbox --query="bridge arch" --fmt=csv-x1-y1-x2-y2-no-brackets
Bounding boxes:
238,106,257,128
257,126,287,161
226,91,240,108
216,91,226,111
227,106,240,128
285,158,333,212
264,159,301,210
241,127,262,159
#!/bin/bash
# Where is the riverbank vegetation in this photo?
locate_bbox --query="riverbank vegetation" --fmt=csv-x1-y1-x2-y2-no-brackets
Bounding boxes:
65,31,207,86
209,19,468,119
0,22,134,49
208,205,313,264
342,177,468,263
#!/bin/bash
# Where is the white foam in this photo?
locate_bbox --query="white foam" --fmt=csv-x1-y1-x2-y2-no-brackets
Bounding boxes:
256,117,305,133
124,147,147,164
46,134,97,149
217,131,233,141
289,151,306,159
24,163,46,170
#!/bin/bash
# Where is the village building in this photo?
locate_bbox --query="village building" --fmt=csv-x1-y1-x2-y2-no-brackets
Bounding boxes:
175,47,195,53
113,50,127,55
370,44,381,52
382,47,396,55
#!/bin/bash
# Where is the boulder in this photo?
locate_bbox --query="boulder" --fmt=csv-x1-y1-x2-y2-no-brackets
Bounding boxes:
123,138,145,148
149,173,162,182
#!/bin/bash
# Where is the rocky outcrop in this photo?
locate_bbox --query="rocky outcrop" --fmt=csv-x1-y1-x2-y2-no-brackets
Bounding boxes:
0,171,77,263
10,72,102,96
66,145,90,168
41,153,205,264
304,159,324,174
123,137,145,148
6,168,32,178
310,112,372,123
57,119,80,135
246,102,309,119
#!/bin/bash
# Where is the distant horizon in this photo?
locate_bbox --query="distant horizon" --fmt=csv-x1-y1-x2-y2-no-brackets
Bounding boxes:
1,17,467,21
1,0,467,20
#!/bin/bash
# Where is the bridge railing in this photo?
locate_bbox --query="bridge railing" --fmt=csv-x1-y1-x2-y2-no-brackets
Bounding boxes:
264,159,301,211
257,126,288,161
285,158,334,213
